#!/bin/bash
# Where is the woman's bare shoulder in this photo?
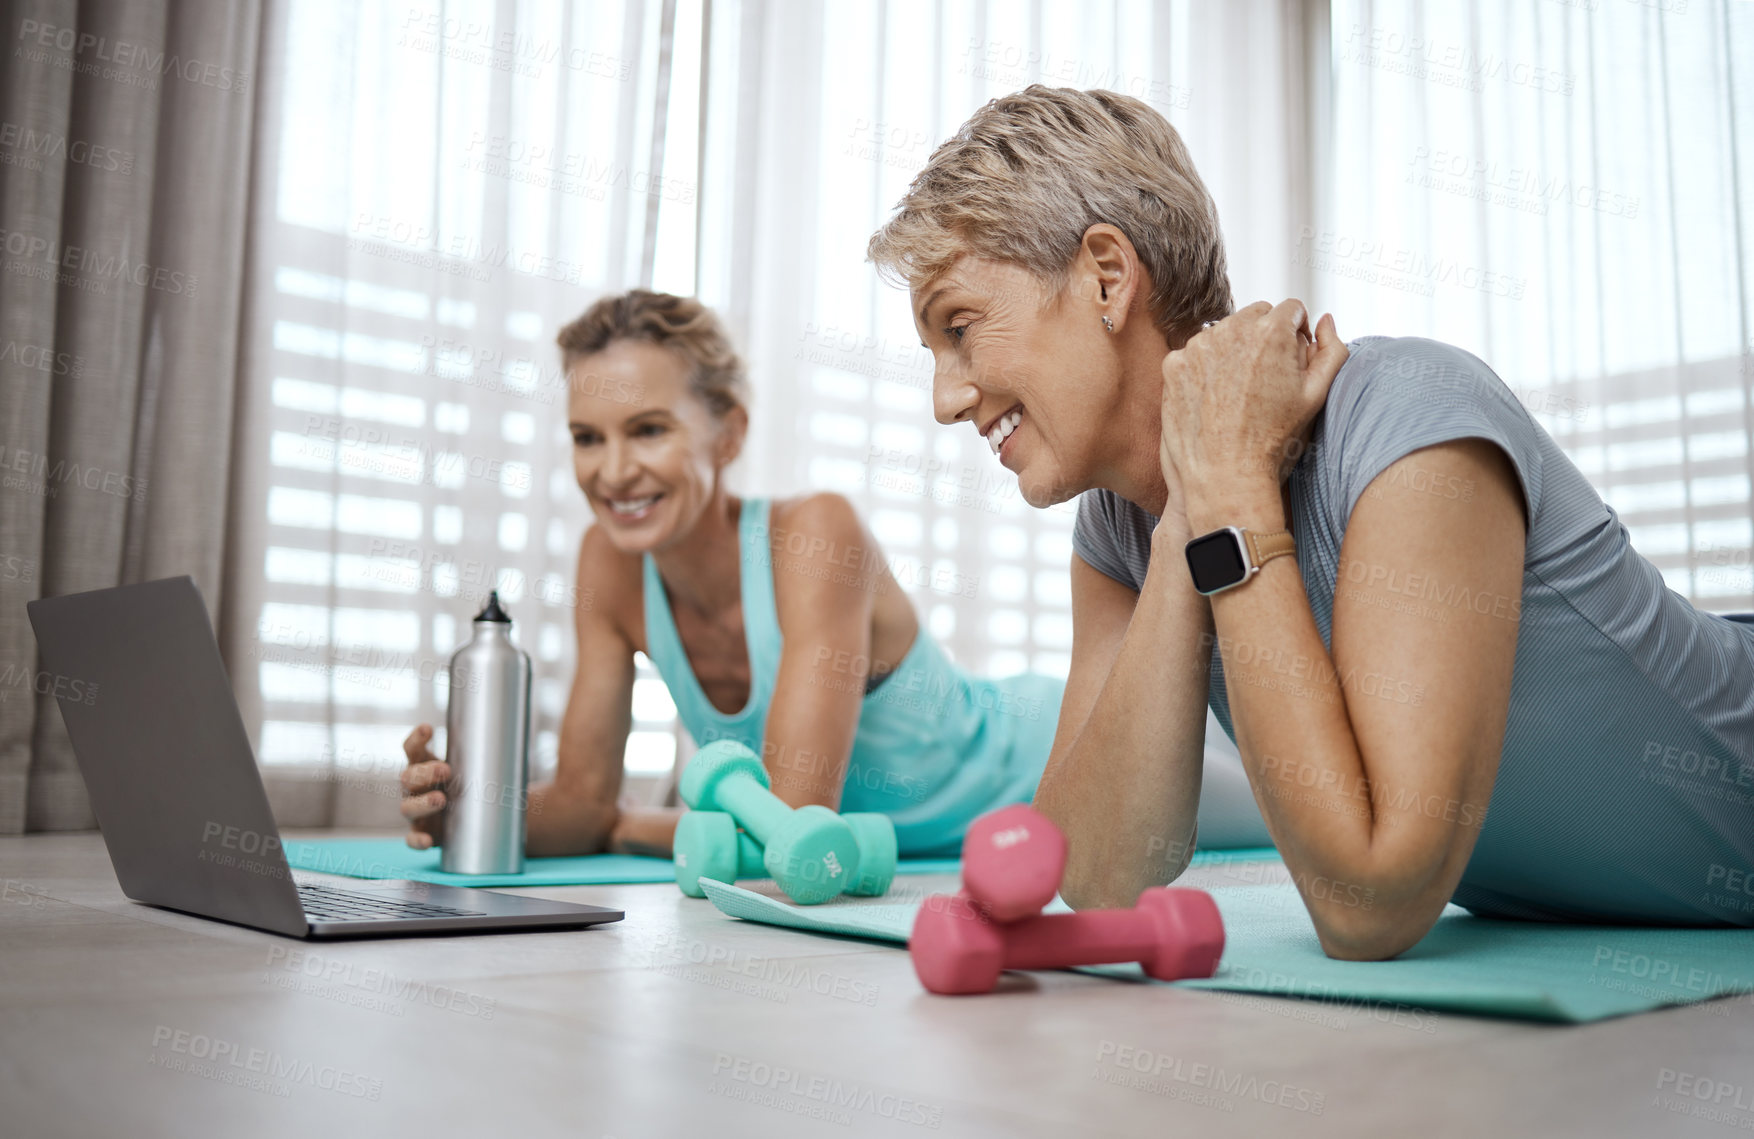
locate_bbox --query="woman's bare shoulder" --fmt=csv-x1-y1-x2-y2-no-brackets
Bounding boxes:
766,492,870,547
765,493,885,602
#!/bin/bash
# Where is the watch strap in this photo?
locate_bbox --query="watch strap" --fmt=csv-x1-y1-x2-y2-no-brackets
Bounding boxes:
1244,528,1295,569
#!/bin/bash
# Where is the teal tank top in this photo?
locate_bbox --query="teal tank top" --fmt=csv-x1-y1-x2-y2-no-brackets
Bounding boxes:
642,498,1063,856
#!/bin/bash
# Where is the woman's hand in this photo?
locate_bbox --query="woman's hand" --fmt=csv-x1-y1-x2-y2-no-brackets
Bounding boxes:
1158,300,1348,530
399,723,448,850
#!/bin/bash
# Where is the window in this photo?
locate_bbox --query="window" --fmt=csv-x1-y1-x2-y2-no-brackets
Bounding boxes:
240,0,691,796
240,0,1194,807
1322,0,1754,609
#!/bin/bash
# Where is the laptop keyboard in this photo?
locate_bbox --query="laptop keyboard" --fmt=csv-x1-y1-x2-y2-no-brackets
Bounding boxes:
297,883,487,922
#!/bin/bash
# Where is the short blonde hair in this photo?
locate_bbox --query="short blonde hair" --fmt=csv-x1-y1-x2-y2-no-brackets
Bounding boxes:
556,290,749,417
867,86,1232,340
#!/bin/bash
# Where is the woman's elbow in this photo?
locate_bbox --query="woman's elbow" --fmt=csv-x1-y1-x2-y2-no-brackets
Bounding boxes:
1056,848,1194,913
1059,876,1147,913
1054,867,1115,912
1300,833,1460,959
1310,901,1431,961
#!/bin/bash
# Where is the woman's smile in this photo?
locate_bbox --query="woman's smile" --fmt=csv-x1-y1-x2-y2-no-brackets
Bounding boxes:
599,491,665,524
985,405,1023,455
997,412,1026,469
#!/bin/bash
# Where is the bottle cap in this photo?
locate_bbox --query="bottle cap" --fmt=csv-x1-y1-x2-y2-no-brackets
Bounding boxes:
474,591,512,624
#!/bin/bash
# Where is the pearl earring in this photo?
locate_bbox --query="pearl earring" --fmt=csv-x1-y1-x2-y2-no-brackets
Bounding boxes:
1101,315,1114,332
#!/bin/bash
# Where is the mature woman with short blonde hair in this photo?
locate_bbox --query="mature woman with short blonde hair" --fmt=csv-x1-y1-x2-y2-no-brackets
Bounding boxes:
869,85,1754,959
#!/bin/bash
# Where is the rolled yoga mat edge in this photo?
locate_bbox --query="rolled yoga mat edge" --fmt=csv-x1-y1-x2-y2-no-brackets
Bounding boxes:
281,836,1278,888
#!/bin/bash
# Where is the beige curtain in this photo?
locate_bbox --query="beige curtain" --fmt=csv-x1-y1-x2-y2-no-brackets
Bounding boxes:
0,0,261,832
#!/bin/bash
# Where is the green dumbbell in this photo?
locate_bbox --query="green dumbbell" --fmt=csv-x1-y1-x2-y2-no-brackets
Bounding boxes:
673,810,898,898
678,741,861,905
842,813,898,896
673,811,763,898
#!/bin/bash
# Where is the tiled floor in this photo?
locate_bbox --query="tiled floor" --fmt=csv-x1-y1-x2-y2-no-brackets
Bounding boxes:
2,830,1747,1138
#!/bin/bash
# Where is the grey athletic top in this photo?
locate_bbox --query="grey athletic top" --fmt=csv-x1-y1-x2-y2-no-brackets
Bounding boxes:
1074,335,1754,925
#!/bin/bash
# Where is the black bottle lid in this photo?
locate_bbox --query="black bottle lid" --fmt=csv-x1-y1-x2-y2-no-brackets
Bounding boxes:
474,591,512,623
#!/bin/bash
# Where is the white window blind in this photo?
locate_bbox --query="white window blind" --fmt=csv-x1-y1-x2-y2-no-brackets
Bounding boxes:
234,0,697,817
693,0,1216,679
1320,0,1754,611
232,0,1361,826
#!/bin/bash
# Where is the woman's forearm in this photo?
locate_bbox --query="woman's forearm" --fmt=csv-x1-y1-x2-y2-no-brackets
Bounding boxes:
1195,448,1519,960
1035,525,1217,910
1203,525,1444,960
607,805,683,857
1205,526,1375,872
523,780,617,857
525,774,683,858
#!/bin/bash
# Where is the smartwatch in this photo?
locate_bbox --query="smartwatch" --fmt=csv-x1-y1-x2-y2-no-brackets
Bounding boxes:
1184,527,1296,595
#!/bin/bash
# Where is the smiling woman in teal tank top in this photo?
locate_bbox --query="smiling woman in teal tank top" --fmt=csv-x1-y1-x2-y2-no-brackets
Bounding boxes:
392,290,1089,860
642,495,1061,855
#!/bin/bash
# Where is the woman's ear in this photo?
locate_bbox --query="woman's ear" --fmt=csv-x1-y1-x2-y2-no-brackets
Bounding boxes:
714,405,750,468
1079,223,1144,332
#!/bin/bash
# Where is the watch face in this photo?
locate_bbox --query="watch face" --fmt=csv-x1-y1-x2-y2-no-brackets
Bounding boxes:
1185,529,1249,594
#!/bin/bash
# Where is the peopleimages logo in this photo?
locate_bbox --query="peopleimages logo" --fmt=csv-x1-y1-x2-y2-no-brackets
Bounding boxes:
348,213,593,285
0,226,197,297
1334,558,1521,622
0,336,81,376
1656,1068,1754,1114
1405,146,1639,219
0,663,98,706
0,444,147,502
149,1025,381,1099
1640,741,1754,789
650,932,882,1007
1293,225,1526,300
264,946,497,1019
1094,1041,1326,1114
1591,945,1744,995
0,120,133,175
15,20,251,93
708,1053,943,1128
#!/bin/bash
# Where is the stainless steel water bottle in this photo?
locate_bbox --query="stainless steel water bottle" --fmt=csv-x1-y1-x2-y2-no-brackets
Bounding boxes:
441,591,531,874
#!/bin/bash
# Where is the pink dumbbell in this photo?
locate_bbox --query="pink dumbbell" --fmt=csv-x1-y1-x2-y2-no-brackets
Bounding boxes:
960,804,1068,922
910,887,1225,995
911,807,1224,995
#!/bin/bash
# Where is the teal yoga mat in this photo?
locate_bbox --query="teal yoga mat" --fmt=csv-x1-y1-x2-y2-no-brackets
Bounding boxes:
282,836,966,888
696,878,1754,1023
283,836,1278,889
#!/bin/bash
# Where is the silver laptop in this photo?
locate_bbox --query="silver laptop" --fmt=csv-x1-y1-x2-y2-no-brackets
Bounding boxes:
26,576,623,939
